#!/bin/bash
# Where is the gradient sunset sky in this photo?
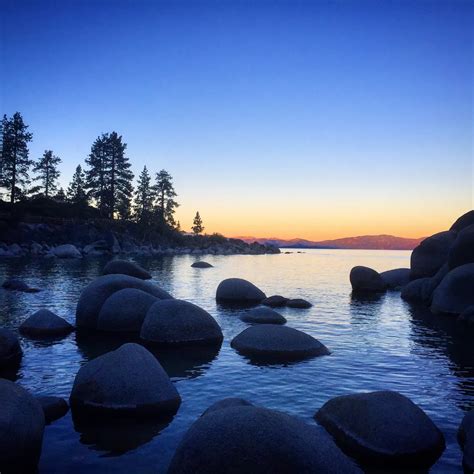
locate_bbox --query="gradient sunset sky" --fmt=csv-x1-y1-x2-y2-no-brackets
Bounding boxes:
2,0,473,240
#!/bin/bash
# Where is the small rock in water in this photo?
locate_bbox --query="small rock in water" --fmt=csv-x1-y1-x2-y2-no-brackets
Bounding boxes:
216,278,266,306
261,295,288,307
315,390,445,469
240,307,286,324
53,244,82,258
1,278,40,293
286,298,312,308
0,328,22,368
350,266,387,293
36,396,69,424
20,309,74,338
191,261,213,268
102,259,152,280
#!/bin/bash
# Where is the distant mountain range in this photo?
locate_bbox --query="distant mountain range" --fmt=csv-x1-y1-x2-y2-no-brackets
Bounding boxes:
235,234,424,250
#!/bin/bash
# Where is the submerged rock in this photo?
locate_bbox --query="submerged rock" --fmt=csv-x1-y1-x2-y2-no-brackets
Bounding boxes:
240,307,286,325
216,278,266,305
0,379,45,472
76,274,172,329
102,259,152,280
168,404,361,474
231,324,329,362
53,244,82,258
350,266,387,293
191,261,213,268
36,396,69,424
315,390,445,469
448,224,474,270
70,343,181,415
202,398,253,416
20,309,73,338
97,288,158,333
0,329,22,368
431,263,474,315
1,278,40,293
261,295,288,307
458,409,474,473
286,298,312,308
141,299,223,346
380,268,410,289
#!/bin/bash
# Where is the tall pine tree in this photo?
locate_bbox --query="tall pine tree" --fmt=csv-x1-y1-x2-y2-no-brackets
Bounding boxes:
85,134,108,215
33,150,61,197
192,211,204,234
153,169,179,228
134,165,155,223
0,112,33,203
67,164,88,205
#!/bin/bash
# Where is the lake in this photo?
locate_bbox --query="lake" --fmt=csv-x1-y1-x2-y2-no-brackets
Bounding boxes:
0,249,472,473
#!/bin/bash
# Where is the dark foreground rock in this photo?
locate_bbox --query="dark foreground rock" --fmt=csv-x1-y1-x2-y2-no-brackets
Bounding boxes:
350,266,387,293
36,396,69,424
20,309,74,337
240,307,287,325
431,263,474,315
191,261,213,268
168,404,361,474
315,390,445,469
286,298,312,308
450,210,474,233
70,343,181,415
401,278,432,305
448,224,474,270
231,324,329,362
141,299,223,346
0,379,45,473
0,328,22,368
76,274,172,329
261,295,288,307
380,268,410,289
1,278,40,293
102,259,152,279
97,288,158,333
216,278,266,305
458,409,474,473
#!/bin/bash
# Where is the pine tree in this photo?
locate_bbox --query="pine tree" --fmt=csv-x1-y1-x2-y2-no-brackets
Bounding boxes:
33,150,61,197
0,112,33,203
134,165,155,223
192,211,205,234
153,169,179,228
85,134,108,216
67,164,88,205
54,187,66,202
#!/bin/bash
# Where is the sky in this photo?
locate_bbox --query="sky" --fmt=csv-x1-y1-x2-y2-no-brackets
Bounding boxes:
1,0,473,240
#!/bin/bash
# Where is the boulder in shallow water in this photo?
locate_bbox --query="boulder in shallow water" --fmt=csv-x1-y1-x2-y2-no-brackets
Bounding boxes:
168,404,361,474
1,278,40,293
458,409,474,473
70,343,181,415
202,398,253,416
350,266,387,293
231,324,329,362
448,224,474,270
191,261,213,268
315,390,445,469
450,210,474,233
36,396,69,424
380,268,411,289
401,278,432,305
0,379,45,472
140,299,223,346
431,263,474,315
286,298,312,308
410,231,456,280
97,288,158,333
216,278,266,305
102,259,152,279
241,307,286,324
76,274,172,329
20,309,73,337
261,295,288,307
53,244,82,258
0,328,22,368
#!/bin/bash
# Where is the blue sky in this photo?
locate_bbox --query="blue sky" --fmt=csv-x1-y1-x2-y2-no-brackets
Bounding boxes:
2,0,472,238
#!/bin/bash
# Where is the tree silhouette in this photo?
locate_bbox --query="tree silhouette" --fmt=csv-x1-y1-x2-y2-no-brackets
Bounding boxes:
134,165,155,223
192,211,204,234
54,187,66,202
0,112,33,203
33,150,61,197
153,169,179,228
67,164,88,205
85,134,107,215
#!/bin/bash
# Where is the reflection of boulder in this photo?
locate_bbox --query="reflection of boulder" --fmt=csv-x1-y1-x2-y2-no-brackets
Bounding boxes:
72,409,173,455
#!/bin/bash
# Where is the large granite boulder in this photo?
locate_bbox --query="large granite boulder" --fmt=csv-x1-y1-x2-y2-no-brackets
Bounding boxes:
315,390,445,469
401,278,432,305
97,288,158,333
20,309,73,338
140,299,223,346
380,268,411,289
0,379,45,472
168,404,361,474
216,278,266,305
102,259,152,280
431,263,474,315
410,231,456,280
70,343,181,415
448,224,474,270
76,274,172,329
458,409,474,473
261,295,288,307
241,307,286,325
350,266,387,293
0,328,22,368
231,325,329,362
53,244,82,258
36,396,69,424
450,210,474,233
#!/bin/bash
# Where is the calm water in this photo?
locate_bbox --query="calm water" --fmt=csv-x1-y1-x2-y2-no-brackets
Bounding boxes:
0,249,473,473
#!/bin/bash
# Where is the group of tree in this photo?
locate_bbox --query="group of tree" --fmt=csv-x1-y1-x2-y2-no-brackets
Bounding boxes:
0,112,206,234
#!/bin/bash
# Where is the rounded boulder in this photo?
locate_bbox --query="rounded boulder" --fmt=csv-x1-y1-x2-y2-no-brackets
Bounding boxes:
102,259,152,280
450,210,474,233
216,278,266,305
401,278,432,305
53,244,82,258
350,266,387,293
97,288,158,333
20,309,73,337
191,261,213,268
448,224,474,270
140,299,223,346
261,295,288,307
287,298,312,308
241,307,286,324
36,396,69,424
231,324,329,362
0,328,22,368
315,390,445,469
380,268,411,289
70,343,181,415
